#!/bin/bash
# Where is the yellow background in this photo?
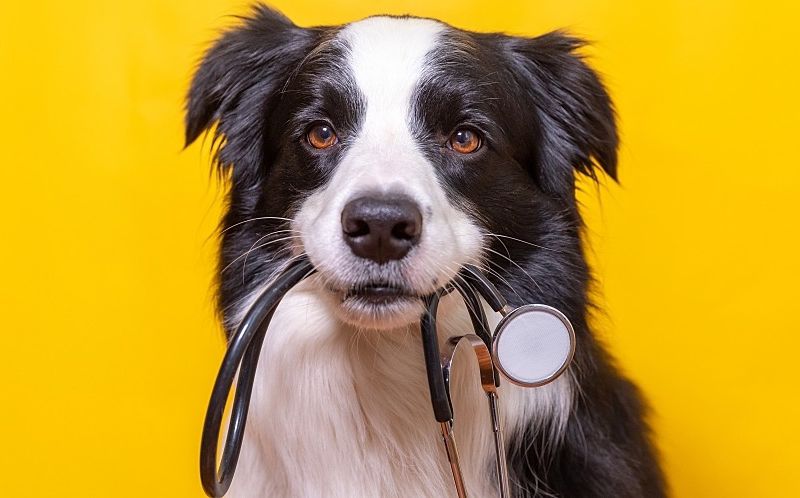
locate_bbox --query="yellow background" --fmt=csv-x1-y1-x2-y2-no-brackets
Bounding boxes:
1,0,798,496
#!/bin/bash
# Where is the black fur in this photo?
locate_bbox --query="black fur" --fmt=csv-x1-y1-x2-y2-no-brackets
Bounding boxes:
186,5,666,497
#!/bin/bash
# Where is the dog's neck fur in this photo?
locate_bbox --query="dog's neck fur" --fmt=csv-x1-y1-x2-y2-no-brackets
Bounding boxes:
226,278,572,497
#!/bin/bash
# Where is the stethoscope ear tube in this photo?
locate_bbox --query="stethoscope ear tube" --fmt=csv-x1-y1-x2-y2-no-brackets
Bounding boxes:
458,265,508,313
421,267,507,424
420,292,453,423
200,257,314,497
452,280,500,386
453,280,492,348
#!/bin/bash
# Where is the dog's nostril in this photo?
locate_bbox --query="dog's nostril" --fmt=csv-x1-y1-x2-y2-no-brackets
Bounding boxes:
391,221,420,242
344,218,370,238
341,195,423,264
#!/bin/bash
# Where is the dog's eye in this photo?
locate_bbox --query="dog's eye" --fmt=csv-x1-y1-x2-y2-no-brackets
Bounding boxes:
306,123,338,149
448,128,481,154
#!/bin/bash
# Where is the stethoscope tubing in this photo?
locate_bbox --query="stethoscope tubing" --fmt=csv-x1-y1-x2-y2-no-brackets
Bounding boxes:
452,278,501,386
420,291,453,423
421,268,511,423
200,257,315,497
201,260,529,498
459,264,507,313
422,269,514,498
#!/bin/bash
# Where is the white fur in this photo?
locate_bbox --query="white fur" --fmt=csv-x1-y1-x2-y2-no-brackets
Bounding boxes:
227,17,574,497
294,17,483,330
228,278,572,497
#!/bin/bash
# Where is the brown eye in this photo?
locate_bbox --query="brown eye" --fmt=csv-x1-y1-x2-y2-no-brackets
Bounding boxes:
448,128,481,154
306,123,338,149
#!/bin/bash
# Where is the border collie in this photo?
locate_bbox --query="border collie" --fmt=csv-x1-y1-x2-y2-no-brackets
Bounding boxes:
186,5,667,497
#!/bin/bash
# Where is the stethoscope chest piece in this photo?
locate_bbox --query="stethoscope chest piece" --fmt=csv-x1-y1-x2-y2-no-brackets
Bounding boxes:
492,304,576,387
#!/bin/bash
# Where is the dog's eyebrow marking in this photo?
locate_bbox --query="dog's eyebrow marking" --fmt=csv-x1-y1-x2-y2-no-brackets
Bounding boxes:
338,17,443,146
280,31,347,96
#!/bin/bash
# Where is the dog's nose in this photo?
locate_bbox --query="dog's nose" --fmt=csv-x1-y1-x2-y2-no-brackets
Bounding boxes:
341,195,422,263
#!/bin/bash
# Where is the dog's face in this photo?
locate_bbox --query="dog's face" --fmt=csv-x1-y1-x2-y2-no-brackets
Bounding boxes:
186,7,617,331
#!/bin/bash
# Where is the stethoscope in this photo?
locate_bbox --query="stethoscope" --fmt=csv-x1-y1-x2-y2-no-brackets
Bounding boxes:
200,257,576,498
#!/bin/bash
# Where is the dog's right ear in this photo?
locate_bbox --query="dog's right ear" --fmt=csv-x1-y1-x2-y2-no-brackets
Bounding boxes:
184,5,316,155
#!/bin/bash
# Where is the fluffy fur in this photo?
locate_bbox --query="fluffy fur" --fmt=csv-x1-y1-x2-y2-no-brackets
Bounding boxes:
186,5,667,497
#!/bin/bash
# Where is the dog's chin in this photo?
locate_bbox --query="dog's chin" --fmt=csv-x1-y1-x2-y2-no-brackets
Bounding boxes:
330,288,426,331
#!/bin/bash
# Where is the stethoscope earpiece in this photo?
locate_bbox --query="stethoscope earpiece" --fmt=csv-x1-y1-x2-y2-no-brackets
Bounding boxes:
492,304,576,388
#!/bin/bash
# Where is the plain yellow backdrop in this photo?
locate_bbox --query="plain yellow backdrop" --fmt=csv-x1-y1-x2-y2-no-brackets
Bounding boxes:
1,0,799,496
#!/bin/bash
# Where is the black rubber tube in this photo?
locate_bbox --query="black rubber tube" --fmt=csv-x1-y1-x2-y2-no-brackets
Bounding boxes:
459,264,507,312
420,291,453,423
454,282,501,387
455,282,492,349
200,257,314,497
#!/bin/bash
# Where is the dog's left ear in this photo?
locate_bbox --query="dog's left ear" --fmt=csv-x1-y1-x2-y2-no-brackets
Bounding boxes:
508,32,618,198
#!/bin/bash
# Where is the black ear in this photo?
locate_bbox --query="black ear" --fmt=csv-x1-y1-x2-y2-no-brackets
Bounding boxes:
184,5,316,164
509,32,618,198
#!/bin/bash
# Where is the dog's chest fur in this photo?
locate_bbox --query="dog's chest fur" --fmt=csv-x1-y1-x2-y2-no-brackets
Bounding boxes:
227,281,572,497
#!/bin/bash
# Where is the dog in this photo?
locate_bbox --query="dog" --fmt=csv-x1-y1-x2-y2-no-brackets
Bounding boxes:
186,5,667,497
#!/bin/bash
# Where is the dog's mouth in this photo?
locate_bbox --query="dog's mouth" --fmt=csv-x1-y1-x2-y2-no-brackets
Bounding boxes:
342,282,417,305
313,260,444,328
316,281,423,330
322,279,425,329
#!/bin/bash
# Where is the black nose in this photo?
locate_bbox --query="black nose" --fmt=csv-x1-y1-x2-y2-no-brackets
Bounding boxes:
341,195,423,264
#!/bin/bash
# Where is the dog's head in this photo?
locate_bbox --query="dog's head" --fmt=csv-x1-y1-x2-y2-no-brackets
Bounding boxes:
186,6,617,331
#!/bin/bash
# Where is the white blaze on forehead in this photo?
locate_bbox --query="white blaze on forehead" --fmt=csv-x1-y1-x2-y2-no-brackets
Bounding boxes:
339,17,443,141
293,16,483,313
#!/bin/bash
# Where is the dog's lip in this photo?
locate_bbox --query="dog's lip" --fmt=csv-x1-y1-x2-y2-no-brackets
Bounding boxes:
338,282,418,304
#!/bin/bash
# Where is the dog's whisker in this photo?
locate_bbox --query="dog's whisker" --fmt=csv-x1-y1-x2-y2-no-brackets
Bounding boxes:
485,232,557,253
220,216,300,235
241,235,303,281
220,233,301,275
483,247,544,295
477,263,525,303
